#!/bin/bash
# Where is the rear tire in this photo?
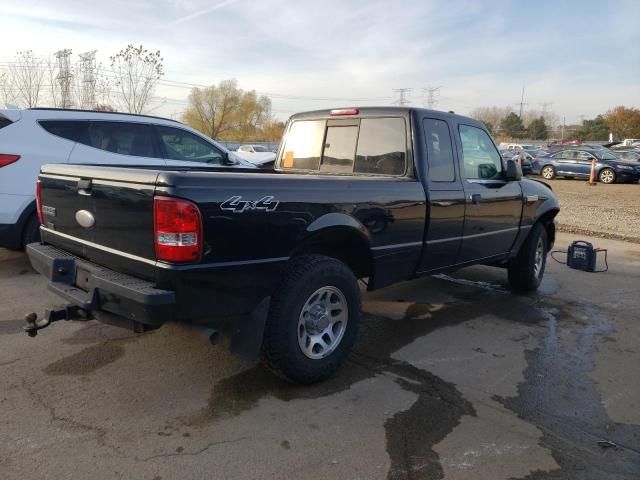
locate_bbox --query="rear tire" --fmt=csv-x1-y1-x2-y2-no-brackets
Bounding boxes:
21,213,41,248
599,168,616,184
262,255,360,384
508,223,548,292
541,165,556,180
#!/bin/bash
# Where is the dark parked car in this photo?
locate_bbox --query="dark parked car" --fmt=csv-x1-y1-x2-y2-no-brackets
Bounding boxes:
26,107,560,384
614,149,640,163
532,147,640,184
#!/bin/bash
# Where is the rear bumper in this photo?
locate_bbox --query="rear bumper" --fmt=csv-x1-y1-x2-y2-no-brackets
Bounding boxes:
26,242,175,325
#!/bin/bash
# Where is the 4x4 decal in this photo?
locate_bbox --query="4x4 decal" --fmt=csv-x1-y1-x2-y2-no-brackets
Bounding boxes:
220,195,279,213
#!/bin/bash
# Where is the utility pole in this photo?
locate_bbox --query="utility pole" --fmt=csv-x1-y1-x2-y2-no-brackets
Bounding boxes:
77,50,97,109
423,86,442,109
393,88,412,106
54,49,73,108
561,116,566,140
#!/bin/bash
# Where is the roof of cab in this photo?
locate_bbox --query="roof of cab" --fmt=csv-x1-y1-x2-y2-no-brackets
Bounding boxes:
288,106,484,128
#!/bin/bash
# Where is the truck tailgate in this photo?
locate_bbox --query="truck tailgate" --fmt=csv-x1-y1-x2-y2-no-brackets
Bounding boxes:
38,164,160,280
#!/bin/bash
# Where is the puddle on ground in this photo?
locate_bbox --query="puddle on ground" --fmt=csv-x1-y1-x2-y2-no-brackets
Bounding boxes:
43,342,126,375
0,319,25,335
497,301,640,479
181,277,549,479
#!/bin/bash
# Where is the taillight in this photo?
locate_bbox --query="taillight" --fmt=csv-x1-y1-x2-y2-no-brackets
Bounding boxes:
0,154,20,168
36,179,44,225
153,196,202,263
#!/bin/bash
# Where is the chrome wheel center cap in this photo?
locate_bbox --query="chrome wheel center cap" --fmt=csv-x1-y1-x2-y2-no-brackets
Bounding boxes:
306,304,329,334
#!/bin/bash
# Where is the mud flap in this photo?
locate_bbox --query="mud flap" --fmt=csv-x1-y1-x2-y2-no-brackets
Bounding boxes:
230,297,270,361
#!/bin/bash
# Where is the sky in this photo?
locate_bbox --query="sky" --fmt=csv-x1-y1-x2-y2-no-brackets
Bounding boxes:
1,0,638,123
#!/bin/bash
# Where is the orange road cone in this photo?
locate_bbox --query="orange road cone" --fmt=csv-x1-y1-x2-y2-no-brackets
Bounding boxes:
588,159,597,186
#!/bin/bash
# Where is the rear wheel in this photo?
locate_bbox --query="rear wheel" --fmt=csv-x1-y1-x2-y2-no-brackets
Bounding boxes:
541,165,556,180
21,213,41,248
262,255,361,384
508,223,548,292
599,168,616,184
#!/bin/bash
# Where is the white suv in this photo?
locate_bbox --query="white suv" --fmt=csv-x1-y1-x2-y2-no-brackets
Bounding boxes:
0,108,255,249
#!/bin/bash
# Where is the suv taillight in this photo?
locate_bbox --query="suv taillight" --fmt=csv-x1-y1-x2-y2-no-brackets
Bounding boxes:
153,196,202,263
0,154,20,168
36,179,44,224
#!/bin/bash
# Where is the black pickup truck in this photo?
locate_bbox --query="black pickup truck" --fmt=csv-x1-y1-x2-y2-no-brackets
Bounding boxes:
26,107,559,383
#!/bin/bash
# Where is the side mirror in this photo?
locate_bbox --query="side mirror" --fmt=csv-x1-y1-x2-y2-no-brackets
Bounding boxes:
221,151,237,166
505,159,522,181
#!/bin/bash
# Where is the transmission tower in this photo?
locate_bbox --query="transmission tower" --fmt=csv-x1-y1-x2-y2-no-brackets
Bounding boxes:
55,49,73,108
539,102,553,116
393,88,412,106
77,50,97,109
516,86,528,118
423,86,442,109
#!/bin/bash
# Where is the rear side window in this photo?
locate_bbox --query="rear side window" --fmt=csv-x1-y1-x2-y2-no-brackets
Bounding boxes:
39,120,89,142
0,118,12,130
355,118,406,175
281,120,325,170
423,118,455,182
82,121,158,158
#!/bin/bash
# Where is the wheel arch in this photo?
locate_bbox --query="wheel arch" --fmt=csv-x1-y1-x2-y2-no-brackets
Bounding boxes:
291,214,374,280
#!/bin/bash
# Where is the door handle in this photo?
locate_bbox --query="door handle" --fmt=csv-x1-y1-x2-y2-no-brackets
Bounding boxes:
470,194,482,205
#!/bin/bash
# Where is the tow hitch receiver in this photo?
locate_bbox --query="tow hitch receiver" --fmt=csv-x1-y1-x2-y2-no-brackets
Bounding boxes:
24,306,93,337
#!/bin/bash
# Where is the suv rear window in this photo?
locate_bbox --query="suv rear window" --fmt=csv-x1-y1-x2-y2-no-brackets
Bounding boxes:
39,120,89,142
281,117,406,176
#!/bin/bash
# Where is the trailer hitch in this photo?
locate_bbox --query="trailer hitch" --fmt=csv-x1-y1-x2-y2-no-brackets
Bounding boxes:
24,306,93,337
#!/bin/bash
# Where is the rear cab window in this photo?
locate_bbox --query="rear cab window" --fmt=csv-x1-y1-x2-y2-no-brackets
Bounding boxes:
279,116,407,176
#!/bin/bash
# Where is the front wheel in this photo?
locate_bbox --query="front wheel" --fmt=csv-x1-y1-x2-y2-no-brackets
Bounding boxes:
599,168,616,184
508,223,548,292
541,165,556,180
262,255,361,384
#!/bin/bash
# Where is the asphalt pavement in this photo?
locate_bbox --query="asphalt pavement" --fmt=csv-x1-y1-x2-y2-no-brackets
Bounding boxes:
1,232,638,480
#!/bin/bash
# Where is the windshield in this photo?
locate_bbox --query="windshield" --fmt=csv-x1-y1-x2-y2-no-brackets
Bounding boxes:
253,146,268,152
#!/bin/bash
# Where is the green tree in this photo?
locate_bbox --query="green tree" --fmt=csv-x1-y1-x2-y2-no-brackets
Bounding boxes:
500,112,526,138
573,115,609,140
183,79,274,141
527,117,548,140
604,106,640,139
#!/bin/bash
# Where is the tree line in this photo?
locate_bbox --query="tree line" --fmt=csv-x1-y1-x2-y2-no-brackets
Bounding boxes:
0,46,284,142
471,105,640,141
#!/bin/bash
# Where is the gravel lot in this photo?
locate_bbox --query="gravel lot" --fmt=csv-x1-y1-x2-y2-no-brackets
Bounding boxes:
544,178,640,243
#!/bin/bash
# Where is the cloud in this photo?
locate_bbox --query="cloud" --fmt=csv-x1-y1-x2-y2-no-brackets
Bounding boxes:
170,0,240,25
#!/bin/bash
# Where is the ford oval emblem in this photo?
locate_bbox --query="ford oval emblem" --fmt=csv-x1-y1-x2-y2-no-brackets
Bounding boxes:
75,210,95,228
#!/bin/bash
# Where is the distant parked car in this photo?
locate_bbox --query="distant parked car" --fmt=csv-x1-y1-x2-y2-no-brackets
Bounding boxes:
235,144,277,167
532,147,640,184
0,107,256,249
512,151,535,175
614,149,640,163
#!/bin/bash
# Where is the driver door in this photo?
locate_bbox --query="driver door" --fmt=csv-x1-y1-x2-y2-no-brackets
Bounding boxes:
454,124,523,263
156,125,226,166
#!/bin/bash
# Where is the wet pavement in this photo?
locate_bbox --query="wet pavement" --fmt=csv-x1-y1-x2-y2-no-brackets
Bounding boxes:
0,232,638,479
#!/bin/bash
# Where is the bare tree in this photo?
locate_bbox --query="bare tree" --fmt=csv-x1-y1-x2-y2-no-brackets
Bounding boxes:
0,72,18,106
110,44,163,114
9,50,46,108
